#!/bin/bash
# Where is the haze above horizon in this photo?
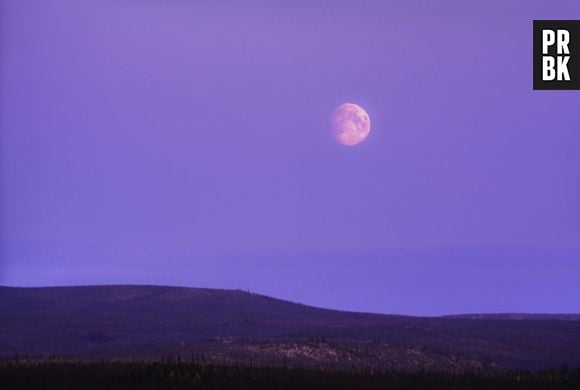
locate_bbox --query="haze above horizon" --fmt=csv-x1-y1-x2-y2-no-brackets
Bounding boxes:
1,0,579,316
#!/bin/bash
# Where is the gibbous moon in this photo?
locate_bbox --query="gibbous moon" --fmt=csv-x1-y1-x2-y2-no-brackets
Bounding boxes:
331,103,371,146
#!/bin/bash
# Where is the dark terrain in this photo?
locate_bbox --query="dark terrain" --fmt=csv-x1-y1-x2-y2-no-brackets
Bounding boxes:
1,285,580,371
2,361,580,390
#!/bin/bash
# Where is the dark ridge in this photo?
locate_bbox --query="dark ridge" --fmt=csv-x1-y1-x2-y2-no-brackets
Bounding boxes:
2,285,580,371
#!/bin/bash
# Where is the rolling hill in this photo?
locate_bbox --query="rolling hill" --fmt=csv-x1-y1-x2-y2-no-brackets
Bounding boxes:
1,285,579,371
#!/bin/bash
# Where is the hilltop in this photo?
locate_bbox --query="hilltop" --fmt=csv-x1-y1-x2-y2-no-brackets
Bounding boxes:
1,285,580,371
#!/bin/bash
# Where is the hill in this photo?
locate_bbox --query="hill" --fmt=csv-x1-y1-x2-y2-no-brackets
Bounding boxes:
1,285,580,371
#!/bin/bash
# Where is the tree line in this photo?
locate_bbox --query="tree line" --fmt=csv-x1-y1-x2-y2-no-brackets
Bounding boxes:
1,358,579,390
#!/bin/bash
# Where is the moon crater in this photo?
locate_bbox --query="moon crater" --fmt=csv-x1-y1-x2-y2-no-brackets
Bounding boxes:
331,103,371,146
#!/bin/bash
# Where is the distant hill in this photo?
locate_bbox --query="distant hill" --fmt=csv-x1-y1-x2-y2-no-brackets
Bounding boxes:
442,313,580,321
1,285,580,371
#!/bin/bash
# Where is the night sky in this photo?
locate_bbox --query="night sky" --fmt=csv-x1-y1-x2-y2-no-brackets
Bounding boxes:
1,0,579,315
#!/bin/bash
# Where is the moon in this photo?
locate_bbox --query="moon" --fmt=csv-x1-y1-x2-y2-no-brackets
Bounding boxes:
331,103,371,146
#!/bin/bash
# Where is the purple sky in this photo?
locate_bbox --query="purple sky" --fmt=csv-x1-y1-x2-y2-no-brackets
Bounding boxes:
1,0,579,315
